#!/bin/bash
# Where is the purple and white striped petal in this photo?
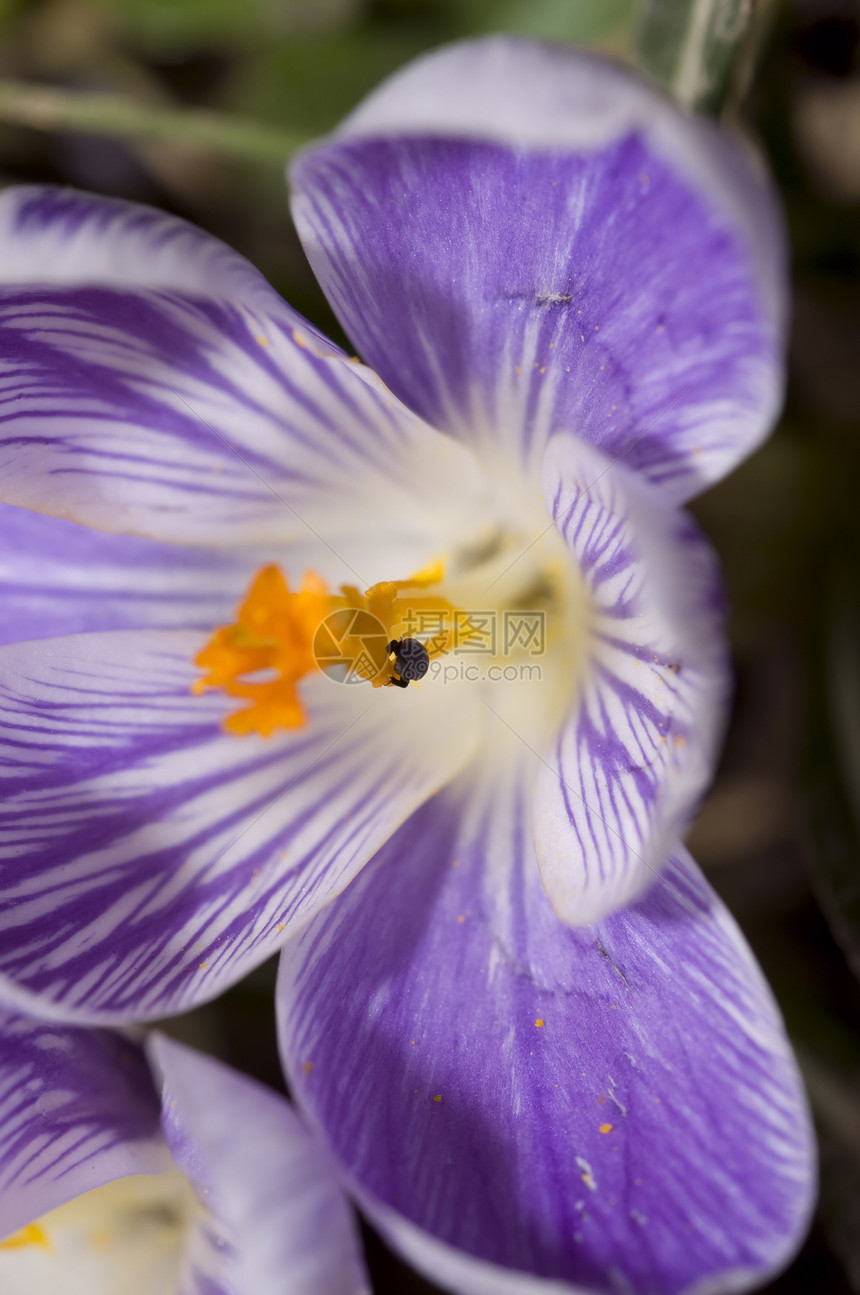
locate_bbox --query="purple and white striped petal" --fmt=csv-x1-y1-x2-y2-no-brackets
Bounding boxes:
0,629,480,1022
533,437,729,926
0,1009,168,1240
150,1034,369,1295
0,185,314,331
0,503,262,645
277,786,816,1295
291,37,785,501
0,189,487,573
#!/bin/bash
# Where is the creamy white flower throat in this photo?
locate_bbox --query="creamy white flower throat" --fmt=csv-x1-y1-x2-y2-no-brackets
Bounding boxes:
193,517,588,742
0,1172,198,1295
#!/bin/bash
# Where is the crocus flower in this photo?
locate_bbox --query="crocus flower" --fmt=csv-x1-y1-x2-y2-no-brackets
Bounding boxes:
0,35,813,1294
0,1009,368,1293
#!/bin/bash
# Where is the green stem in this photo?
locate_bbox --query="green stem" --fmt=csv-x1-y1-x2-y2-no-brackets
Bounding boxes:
634,0,758,115
0,79,309,163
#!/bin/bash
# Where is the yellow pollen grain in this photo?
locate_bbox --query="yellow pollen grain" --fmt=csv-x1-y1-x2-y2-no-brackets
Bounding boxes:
291,330,307,348
457,915,466,924
535,1018,544,1028
303,1061,313,1075
433,1094,442,1103
199,962,208,969
255,336,268,347
539,366,546,374
0,1223,50,1252
599,1123,613,1134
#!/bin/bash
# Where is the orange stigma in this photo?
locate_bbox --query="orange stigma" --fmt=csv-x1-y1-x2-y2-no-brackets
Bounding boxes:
193,566,330,735
193,560,458,737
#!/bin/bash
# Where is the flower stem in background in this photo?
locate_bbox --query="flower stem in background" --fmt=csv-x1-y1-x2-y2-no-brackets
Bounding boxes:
0,80,308,163
635,0,761,113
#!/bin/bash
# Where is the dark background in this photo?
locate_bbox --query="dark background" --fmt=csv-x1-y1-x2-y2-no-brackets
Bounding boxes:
3,0,860,1289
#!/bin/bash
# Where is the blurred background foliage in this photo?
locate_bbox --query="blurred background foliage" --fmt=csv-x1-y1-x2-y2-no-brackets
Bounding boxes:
0,0,859,1290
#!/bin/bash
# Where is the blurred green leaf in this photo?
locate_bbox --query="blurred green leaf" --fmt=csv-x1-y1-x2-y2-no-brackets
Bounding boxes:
635,0,756,111
233,28,432,137
808,549,860,981
0,79,308,161
448,0,634,42
800,1051,860,1292
93,0,357,54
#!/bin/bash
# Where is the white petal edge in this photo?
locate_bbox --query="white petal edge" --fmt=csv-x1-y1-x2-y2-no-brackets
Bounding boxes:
149,1034,370,1295
0,185,314,332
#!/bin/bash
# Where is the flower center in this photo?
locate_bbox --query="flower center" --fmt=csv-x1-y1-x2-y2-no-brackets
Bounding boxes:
0,1171,197,1285
194,525,587,742
193,559,468,734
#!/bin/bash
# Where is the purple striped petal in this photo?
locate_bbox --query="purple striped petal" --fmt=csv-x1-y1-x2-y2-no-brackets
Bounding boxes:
0,629,480,1022
0,1008,168,1240
150,1034,369,1295
0,502,262,645
0,185,311,330
0,1011,364,1293
534,438,729,925
277,786,816,1295
0,189,486,570
0,287,484,564
291,37,784,501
